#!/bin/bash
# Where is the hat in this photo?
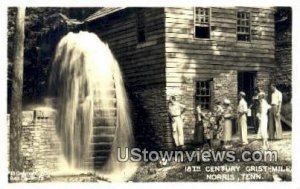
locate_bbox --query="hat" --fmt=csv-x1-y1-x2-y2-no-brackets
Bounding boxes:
224,99,231,104
239,91,246,97
258,92,266,98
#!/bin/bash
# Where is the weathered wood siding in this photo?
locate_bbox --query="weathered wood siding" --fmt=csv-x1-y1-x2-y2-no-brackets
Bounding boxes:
165,7,275,86
84,7,277,148
164,7,276,143
86,8,172,149
86,8,166,87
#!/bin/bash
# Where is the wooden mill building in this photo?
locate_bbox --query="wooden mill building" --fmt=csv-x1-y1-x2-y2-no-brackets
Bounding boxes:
81,7,276,149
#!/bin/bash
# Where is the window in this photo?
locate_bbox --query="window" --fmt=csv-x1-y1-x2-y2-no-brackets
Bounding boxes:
136,11,146,43
194,8,210,39
237,11,251,41
195,80,212,110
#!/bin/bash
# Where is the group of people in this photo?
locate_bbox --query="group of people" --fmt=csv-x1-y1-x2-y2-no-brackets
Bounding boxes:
168,84,283,150
237,84,283,149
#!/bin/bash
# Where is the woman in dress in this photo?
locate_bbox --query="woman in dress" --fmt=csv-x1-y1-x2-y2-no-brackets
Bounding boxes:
256,92,271,150
222,99,233,148
203,111,213,147
194,103,205,147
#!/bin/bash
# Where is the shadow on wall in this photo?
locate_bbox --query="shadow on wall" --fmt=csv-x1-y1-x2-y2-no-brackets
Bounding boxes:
129,92,159,150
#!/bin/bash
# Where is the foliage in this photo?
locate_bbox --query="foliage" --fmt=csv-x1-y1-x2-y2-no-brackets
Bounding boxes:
275,7,292,32
7,8,99,110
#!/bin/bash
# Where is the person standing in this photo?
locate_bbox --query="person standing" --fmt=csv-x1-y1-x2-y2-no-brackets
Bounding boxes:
214,100,224,127
222,99,233,148
249,87,260,133
168,96,186,148
194,103,205,147
269,84,283,140
238,91,248,145
256,92,271,150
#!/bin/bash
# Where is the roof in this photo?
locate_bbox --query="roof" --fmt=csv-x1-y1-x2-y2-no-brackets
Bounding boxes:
84,7,126,22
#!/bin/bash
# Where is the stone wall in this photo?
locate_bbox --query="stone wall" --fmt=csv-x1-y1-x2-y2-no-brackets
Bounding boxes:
166,78,195,144
213,70,238,109
256,71,271,96
166,70,239,145
130,84,173,150
8,108,61,173
164,70,273,145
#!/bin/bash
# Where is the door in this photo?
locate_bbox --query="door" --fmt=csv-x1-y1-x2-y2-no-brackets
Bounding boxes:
238,71,257,132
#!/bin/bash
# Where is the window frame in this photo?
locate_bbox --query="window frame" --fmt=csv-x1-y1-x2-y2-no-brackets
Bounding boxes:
236,10,252,42
193,7,212,40
195,79,213,110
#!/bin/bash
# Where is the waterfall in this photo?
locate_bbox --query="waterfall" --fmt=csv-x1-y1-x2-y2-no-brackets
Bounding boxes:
49,31,135,177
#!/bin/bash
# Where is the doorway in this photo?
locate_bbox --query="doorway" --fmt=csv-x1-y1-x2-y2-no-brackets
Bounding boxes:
238,71,257,132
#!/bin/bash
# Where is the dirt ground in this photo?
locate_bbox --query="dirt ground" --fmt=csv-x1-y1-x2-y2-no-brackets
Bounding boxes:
130,131,291,182
16,132,290,183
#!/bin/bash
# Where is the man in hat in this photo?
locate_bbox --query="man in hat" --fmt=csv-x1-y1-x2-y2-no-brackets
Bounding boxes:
269,84,283,140
237,91,248,145
168,96,186,148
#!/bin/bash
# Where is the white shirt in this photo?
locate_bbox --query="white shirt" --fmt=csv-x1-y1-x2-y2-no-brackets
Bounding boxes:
238,98,248,114
271,89,282,106
168,102,185,116
260,99,271,115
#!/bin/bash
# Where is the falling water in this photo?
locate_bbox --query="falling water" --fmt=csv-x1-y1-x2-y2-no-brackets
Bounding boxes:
49,31,135,177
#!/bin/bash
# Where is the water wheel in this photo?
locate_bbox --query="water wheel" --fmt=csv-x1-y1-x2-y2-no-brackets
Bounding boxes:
86,79,117,169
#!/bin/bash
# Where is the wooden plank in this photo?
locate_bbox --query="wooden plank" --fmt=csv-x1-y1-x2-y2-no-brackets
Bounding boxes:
127,75,166,86
165,34,273,44
165,38,275,49
165,53,274,63
166,71,272,83
165,57,274,65
165,47,274,58
165,12,193,20
166,64,275,72
119,57,164,69
166,64,274,73
165,17,194,25
164,7,193,15
211,7,236,14
122,61,165,72
165,42,275,54
165,37,274,47
211,17,237,24
210,12,236,19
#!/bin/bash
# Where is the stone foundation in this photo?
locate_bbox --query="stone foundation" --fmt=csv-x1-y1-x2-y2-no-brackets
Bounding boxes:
8,108,61,173
256,71,271,96
213,70,238,109
130,84,172,150
166,70,239,145
166,80,195,144
164,70,271,146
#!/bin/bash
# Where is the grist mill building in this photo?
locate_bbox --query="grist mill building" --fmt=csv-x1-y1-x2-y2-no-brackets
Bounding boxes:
82,7,277,149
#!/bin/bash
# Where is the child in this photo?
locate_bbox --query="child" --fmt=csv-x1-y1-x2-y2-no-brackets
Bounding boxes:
203,112,213,148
